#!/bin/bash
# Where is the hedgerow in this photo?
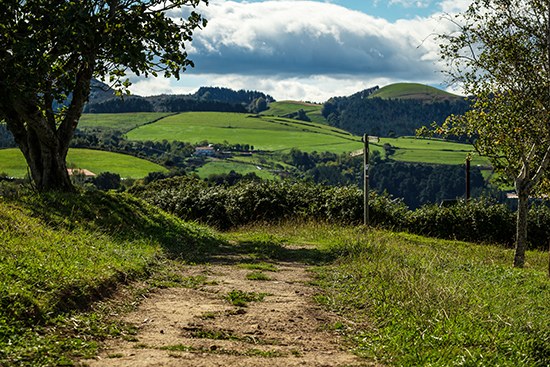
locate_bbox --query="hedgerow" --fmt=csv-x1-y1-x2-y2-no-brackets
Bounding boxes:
131,176,550,250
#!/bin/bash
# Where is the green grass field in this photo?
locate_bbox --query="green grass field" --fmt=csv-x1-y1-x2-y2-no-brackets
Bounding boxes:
2,190,547,365
231,222,550,367
82,111,488,166
126,112,360,153
370,83,463,101
0,148,167,178
261,101,326,124
79,112,172,133
196,159,278,180
377,137,488,165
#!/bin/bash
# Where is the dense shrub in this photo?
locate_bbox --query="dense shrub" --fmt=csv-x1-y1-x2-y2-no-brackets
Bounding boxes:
131,177,399,229
131,177,550,250
409,199,515,246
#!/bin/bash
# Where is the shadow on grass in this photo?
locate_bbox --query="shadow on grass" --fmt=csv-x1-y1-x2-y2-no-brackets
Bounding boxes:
8,190,332,318
205,239,336,266
17,190,334,265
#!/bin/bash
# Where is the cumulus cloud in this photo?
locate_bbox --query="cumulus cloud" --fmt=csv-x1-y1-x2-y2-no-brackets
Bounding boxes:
178,1,450,78
137,0,465,101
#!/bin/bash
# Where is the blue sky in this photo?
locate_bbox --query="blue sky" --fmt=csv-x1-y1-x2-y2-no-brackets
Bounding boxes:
130,0,472,102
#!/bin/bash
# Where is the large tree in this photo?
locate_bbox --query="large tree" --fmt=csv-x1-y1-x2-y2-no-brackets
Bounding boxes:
431,0,550,267
0,0,207,191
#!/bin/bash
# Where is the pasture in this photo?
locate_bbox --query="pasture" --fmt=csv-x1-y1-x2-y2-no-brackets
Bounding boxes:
261,101,326,124
125,112,361,153
79,112,172,133
0,148,167,178
195,159,278,180
79,111,487,167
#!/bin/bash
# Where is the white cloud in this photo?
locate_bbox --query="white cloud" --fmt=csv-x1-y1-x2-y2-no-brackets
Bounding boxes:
181,1,448,77
145,0,468,101
438,0,472,13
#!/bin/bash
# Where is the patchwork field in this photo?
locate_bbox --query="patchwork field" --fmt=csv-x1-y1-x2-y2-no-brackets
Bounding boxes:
125,112,360,154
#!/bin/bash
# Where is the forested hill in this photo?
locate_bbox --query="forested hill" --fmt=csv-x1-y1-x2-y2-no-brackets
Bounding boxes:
84,84,275,114
321,83,471,137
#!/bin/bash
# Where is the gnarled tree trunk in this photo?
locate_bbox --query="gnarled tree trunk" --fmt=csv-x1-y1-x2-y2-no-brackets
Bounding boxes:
1,64,93,192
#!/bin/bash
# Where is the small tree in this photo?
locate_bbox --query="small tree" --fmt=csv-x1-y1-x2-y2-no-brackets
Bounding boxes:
429,0,550,267
0,0,207,192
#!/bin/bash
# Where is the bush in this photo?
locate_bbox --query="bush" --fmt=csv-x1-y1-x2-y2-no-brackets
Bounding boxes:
409,199,515,245
131,177,550,250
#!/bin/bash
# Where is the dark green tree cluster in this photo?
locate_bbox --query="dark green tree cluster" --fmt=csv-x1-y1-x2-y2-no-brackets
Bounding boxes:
370,161,485,209
84,86,274,114
323,89,470,137
71,130,195,168
280,148,487,209
0,124,15,148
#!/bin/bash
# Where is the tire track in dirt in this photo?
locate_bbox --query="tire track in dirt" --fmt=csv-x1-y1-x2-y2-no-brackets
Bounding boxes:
81,246,378,367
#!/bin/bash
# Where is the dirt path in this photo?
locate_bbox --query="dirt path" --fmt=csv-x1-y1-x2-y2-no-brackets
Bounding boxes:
81,245,376,367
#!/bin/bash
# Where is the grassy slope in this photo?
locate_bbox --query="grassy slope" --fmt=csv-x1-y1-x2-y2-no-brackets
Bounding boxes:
126,112,359,153
124,111,486,165
370,83,463,101
0,148,168,178
79,112,172,133
378,137,488,166
231,223,550,367
196,159,278,180
261,101,326,124
2,190,547,365
0,190,224,365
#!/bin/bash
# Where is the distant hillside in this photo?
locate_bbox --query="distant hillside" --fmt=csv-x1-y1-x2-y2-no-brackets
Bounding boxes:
369,83,463,102
322,83,470,137
84,85,275,114
260,101,326,124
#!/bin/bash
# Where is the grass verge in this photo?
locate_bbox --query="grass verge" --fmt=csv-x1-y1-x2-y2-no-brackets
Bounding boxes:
0,189,224,366
228,222,550,366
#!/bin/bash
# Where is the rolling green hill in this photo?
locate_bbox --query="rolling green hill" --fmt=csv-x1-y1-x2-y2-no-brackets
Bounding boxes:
89,111,485,166
0,148,168,178
369,82,463,101
261,101,326,124
125,112,359,154
78,112,172,133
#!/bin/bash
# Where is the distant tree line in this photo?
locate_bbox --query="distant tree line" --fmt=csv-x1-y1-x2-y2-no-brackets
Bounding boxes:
279,148,488,209
322,87,471,137
84,86,274,114
71,129,195,168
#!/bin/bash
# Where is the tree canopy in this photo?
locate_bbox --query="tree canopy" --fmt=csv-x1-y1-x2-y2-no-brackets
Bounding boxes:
0,0,207,191
430,0,550,267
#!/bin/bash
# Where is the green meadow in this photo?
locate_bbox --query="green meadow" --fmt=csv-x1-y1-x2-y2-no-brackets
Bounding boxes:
261,101,326,124
79,112,172,133
0,148,167,178
125,112,360,153
195,159,278,180
377,137,487,165
370,83,463,101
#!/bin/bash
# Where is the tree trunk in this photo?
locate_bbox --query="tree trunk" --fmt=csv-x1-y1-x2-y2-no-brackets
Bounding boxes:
1,63,93,192
25,129,74,192
514,189,529,268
